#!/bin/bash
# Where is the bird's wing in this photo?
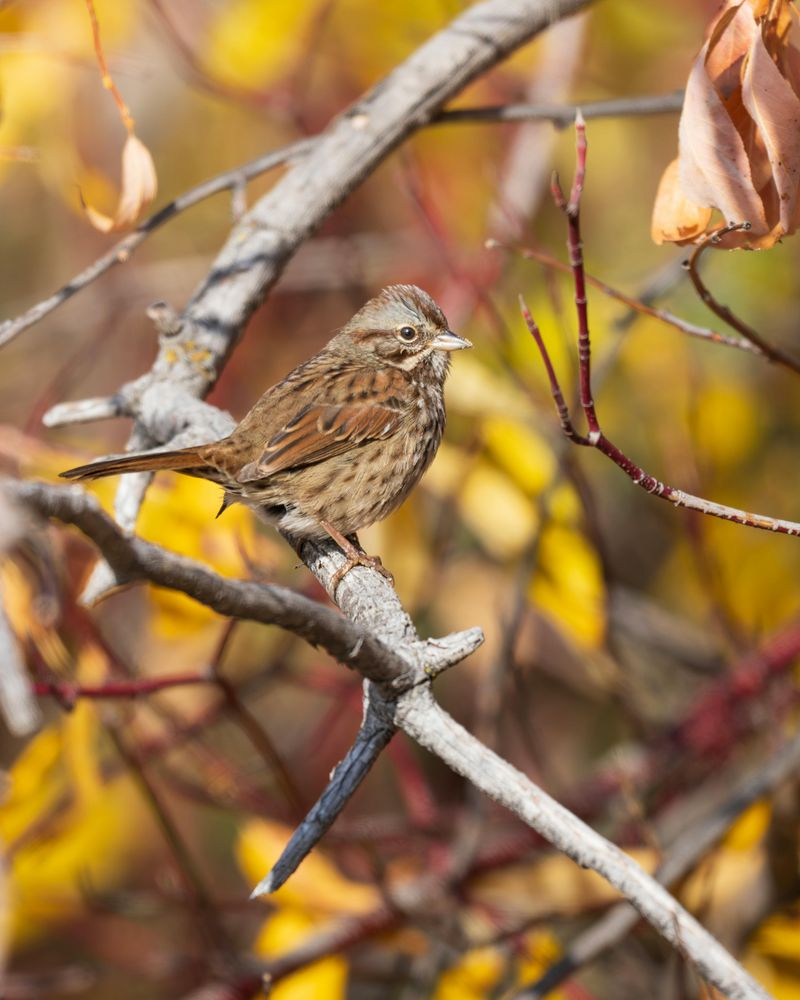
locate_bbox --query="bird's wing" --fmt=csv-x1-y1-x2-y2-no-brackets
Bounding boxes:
236,370,407,483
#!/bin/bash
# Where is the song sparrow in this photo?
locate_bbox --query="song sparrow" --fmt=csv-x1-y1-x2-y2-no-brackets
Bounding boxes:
61,285,471,587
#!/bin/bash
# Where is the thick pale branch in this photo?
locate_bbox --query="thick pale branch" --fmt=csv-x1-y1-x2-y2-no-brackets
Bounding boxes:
517,728,800,998
8,479,483,692
0,595,40,736
6,480,432,688
396,685,771,1000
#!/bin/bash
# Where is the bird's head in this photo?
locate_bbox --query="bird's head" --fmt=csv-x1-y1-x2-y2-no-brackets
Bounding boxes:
335,284,471,377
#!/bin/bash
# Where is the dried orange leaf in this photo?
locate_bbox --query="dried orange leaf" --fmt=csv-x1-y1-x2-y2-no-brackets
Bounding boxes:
83,133,157,232
705,3,755,96
741,29,800,232
652,157,712,244
651,0,800,248
678,36,767,233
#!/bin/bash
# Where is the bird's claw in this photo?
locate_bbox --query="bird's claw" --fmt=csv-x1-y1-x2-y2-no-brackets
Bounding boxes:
331,552,394,592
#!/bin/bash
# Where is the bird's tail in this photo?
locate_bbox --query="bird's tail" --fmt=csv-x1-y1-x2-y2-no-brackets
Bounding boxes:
60,447,209,482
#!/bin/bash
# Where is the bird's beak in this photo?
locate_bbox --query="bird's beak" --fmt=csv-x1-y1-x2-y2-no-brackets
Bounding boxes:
430,330,472,352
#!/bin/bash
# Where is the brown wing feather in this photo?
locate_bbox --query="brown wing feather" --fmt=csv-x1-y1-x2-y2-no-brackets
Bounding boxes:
237,402,403,483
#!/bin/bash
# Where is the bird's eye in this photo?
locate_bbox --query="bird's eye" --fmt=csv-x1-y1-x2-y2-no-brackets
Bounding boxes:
398,326,418,342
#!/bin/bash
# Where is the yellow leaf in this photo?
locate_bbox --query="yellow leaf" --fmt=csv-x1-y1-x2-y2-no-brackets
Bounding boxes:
531,524,606,648
0,717,146,946
135,476,257,637
256,909,348,1000
237,818,380,916
724,800,771,851
693,378,760,469
516,930,566,993
460,462,538,559
483,416,556,496
750,911,800,962
433,946,504,1000
203,0,317,88
472,848,656,922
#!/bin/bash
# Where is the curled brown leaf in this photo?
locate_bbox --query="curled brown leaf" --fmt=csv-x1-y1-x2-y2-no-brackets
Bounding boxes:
652,0,800,250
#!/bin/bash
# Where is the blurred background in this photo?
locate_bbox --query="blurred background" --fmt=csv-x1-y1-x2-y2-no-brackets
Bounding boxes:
1,0,799,997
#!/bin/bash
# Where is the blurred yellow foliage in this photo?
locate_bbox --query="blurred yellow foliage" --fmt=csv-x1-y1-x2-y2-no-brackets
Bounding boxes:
460,461,538,559
749,910,800,1000
724,800,771,851
531,523,605,648
1,559,68,676
239,818,384,999
0,695,145,946
237,818,380,916
433,930,568,999
472,847,656,923
693,378,761,470
135,475,257,638
0,0,137,197
255,908,348,1000
204,0,453,91
483,416,556,496
433,945,505,1000
203,0,318,89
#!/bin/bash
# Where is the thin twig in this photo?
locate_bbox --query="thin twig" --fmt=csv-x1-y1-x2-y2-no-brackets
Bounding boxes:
686,223,800,376
213,671,307,820
32,672,213,707
0,138,315,350
523,129,800,541
490,241,762,356
83,0,134,132
434,90,684,127
106,722,233,955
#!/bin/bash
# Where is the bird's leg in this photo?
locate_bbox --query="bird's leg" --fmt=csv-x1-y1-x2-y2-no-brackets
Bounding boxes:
319,519,394,590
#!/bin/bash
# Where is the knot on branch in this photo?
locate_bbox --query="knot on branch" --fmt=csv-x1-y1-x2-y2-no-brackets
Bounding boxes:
147,300,184,339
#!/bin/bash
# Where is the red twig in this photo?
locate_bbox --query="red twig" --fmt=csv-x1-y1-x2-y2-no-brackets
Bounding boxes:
519,296,585,443
523,120,800,540
387,735,437,828
33,672,212,709
565,112,597,435
84,0,134,133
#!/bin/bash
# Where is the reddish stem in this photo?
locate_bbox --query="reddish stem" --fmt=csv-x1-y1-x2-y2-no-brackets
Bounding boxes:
520,295,587,444
523,119,800,541
33,673,212,709
562,113,598,435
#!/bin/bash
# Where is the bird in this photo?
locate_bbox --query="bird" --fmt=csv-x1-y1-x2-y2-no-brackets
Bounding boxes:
61,285,471,589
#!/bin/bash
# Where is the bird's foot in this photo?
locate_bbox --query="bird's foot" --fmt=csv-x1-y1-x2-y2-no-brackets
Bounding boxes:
330,551,394,591
319,519,394,591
